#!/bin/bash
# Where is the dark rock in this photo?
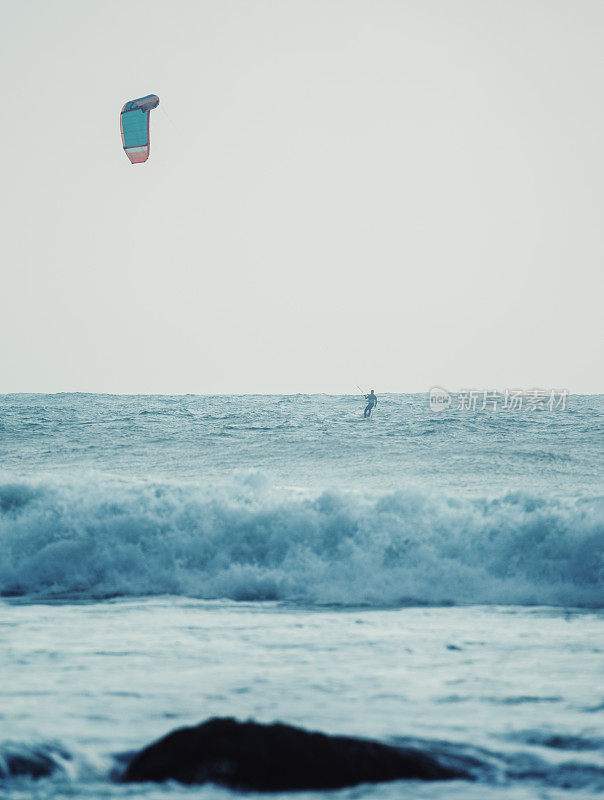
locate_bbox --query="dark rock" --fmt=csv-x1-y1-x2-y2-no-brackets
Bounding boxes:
122,717,470,790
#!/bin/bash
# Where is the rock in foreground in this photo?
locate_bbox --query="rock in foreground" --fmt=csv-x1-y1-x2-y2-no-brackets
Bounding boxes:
122,717,469,791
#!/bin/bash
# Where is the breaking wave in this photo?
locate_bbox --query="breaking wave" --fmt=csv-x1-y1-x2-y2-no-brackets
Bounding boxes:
0,475,602,606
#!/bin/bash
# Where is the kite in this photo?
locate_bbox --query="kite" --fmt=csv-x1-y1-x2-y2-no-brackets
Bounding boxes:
120,94,160,164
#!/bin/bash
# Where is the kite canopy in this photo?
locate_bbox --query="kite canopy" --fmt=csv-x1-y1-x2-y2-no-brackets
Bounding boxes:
120,94,160,164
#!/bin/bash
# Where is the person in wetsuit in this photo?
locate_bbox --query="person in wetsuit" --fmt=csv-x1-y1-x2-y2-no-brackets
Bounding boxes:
364,390,378,418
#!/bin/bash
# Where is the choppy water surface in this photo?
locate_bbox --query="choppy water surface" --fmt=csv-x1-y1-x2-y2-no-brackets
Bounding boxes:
0,394,602,798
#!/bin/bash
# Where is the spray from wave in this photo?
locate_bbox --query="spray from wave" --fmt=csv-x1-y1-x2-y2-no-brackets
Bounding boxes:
0,474,602,606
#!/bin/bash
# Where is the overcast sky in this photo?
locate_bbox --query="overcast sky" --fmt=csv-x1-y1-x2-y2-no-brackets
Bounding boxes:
1,0,602,393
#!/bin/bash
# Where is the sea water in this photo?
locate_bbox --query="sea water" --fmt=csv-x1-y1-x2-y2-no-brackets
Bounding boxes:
0,393,602,799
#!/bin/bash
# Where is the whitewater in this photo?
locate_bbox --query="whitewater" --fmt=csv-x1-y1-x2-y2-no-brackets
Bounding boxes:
1,393,603,799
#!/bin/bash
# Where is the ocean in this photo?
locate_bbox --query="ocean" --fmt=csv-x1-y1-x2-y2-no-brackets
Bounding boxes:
1,393,602,799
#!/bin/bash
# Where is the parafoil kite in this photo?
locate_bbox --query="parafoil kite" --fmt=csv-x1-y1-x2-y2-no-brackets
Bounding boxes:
120,94,160,164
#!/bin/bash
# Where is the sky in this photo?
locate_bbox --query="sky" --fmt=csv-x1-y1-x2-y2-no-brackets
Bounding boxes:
1,0,602,394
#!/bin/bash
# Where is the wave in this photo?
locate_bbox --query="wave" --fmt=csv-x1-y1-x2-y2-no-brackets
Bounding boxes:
0,474,602,606
0,739,112,784
0,741,70,780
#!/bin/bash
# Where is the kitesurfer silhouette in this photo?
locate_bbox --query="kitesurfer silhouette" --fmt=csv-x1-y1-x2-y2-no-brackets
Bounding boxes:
364,390,377,418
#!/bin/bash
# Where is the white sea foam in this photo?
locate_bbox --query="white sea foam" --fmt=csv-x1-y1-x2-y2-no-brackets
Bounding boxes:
1,475,601,606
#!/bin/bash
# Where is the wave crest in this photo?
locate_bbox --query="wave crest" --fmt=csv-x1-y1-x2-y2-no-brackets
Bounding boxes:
0,476,602,606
